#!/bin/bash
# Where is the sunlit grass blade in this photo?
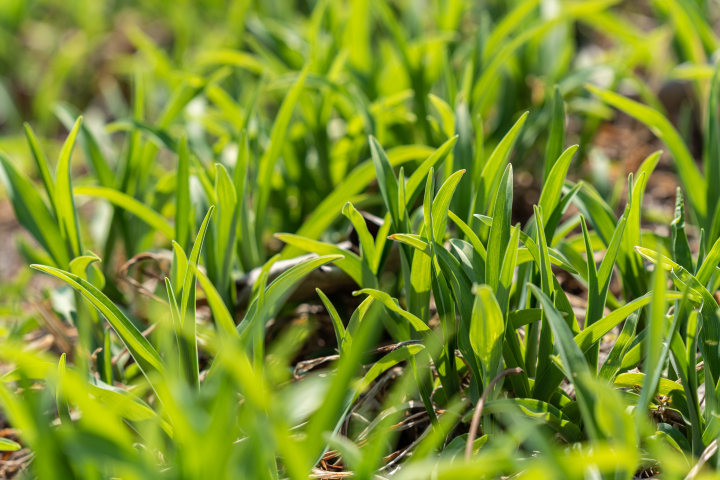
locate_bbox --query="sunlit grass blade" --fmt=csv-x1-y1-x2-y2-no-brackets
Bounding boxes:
23,123,55,214
74,186,174,239
538,145,577,223
485,164,512,292
598,312,639,384
544,86,566,182
54,116,83,258
176,135,192,252
255,64,309,250
473,114,526,220
470,285,505,394
0,151,69,268
586,84,707,226
30,265,165,383
528,284,598,440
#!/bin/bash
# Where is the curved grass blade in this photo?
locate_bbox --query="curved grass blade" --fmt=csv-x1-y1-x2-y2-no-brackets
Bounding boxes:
54,117,84,258
544,86,566,182
485,164,512,292
74,186,174,239
0,151,69,268
586,84,706,225
30,265,165,382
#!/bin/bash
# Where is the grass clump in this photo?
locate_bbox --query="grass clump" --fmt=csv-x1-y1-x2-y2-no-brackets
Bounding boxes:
2,1,720,479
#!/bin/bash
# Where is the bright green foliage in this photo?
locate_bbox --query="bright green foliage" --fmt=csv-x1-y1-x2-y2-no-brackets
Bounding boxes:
3,1,720,479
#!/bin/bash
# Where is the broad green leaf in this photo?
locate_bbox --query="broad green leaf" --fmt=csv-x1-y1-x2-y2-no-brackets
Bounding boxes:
469,398,581,443
180,207,214,326
176,207,214,387
233,130,259,271
534,205,556,384
353,344,425,401
497,224,521,317
448,238,484,284
635,246,720,381
448,210,487,260
54,103,115,189
705,60,720,243
404,136,458,208
696,234,720,286
671,188,693,272
546,183,583,243
165,279,196,387
369,136,401,229
0,437,21,452
583,192,630,370
470,285,504,389
475,215,579,274
389,234,431,256
453,101,474,218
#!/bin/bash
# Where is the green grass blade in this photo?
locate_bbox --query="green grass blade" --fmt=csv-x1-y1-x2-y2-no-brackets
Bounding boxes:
196,269,238,340
54,103,115,189
705,61,720,243
470,285,505,392
316,289,345,350
354,289,444,360
497,224,521,317
282,145,433,258
527,284,598,440
0,438,21,452
176,135,192,252
635,252,666,418
598,312,639,384
0,151,69,268
404,136,458,209
586,84,707,225
213,163,238,301
544,86,566,182
74,186,174,239
30,265,165,380
474,114,526,218
54,116,84,258
275,234,374,288
342,202,376,271
671,187,694,272
538,145,578,223
255,64,309,248
23,123,56,214
485,165,513,292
